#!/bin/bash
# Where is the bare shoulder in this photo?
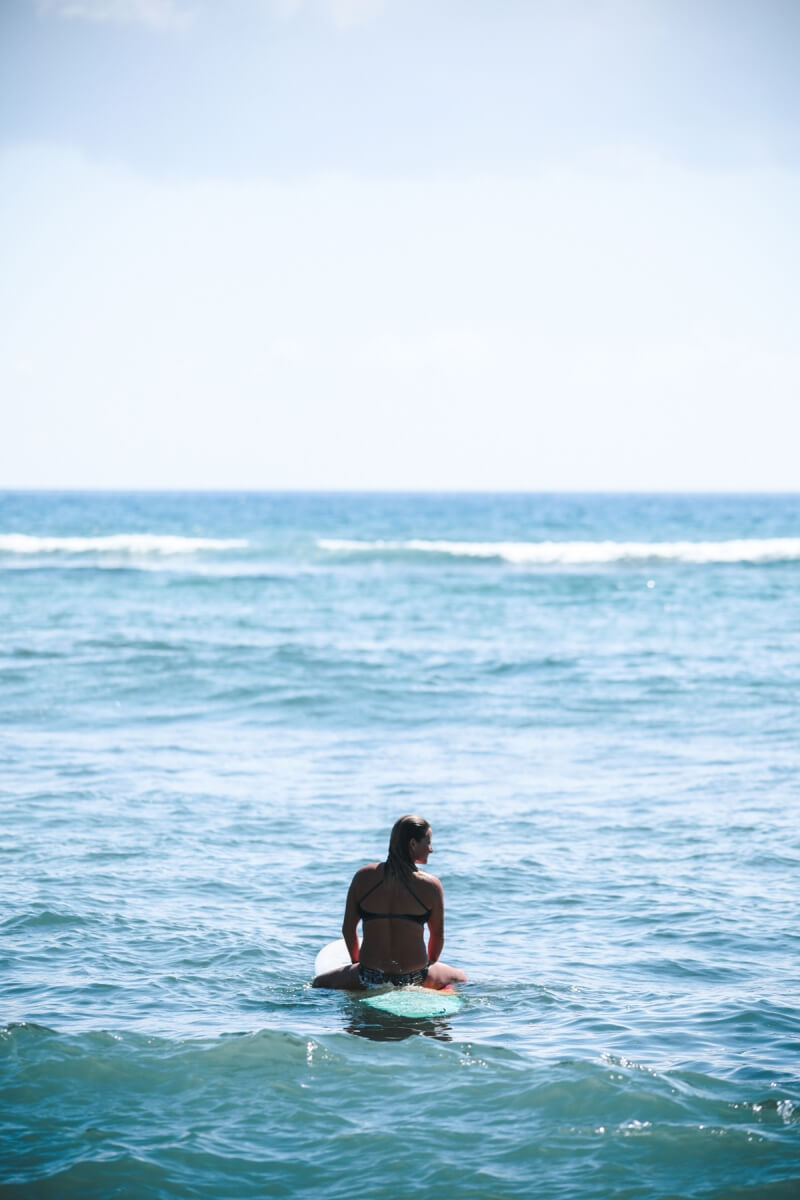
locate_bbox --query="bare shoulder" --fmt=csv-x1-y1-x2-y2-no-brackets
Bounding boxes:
414,870,443,896
351,862,381,886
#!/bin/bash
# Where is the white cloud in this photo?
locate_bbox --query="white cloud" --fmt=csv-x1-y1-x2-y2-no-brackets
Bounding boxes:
323,0,383,27
267,0,383,27
33,0,191,29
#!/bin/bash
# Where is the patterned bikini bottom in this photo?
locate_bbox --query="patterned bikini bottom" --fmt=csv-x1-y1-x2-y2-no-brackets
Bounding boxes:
358,964,429,988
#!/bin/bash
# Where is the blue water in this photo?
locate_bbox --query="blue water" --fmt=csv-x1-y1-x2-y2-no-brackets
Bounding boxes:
2,491,799,1199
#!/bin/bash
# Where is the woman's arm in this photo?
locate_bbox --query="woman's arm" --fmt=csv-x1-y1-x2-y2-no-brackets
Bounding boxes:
341,875,361,963
426,878,445,964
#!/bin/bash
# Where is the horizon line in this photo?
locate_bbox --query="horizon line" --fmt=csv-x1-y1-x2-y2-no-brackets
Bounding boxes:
1,486,799,498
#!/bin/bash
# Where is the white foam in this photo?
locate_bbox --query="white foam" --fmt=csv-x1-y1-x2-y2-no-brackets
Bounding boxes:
318,537,800,565
0,534,248,555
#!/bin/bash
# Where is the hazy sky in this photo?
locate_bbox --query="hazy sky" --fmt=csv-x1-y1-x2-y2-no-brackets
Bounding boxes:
1,0,798,489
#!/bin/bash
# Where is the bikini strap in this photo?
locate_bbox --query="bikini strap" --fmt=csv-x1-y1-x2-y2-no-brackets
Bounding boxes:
401,873,431,914
358,867,385,905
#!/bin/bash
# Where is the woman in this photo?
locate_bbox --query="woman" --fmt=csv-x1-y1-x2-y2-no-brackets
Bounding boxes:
313,814,467,990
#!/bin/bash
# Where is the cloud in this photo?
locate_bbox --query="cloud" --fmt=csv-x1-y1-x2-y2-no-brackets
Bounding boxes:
32,0,191,29
268,0,384,28
324,0,383,27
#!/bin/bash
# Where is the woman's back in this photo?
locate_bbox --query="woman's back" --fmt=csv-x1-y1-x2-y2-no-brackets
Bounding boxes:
354,863,438,973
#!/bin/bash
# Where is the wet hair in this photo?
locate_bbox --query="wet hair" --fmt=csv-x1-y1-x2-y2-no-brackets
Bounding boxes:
386,814,430,878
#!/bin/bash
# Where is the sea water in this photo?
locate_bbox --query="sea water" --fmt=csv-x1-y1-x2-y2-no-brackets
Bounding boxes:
1,491,798,1199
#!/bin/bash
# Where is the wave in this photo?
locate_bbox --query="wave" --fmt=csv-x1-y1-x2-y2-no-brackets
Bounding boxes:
318,537,800,565
0,534,247,556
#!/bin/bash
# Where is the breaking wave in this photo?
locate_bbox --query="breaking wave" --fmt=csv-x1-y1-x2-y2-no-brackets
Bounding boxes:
0,534,247,556
318,537,800,565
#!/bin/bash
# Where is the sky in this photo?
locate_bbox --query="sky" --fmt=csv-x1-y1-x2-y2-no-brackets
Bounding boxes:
1,0,798,490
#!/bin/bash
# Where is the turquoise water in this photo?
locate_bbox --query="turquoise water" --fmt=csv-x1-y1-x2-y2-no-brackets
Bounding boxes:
2,491,799,1198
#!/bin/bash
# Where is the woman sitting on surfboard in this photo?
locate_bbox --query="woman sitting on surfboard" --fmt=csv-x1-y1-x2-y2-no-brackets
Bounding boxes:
313,814,467,991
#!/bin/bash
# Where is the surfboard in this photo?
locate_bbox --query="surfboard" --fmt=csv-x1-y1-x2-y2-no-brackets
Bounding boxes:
361,985,462,1018
314,939,463,1018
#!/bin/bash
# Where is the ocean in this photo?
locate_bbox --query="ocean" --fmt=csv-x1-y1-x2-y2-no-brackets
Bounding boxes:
1,490,798,1199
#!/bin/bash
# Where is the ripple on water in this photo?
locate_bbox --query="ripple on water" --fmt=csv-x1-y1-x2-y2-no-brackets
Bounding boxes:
2,1024,799,1199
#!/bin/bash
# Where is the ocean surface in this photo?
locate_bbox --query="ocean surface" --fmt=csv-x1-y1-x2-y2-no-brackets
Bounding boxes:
2,491,799,1199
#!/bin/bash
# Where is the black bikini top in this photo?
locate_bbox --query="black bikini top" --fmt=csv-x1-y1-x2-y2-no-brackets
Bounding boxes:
357,867,432,925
